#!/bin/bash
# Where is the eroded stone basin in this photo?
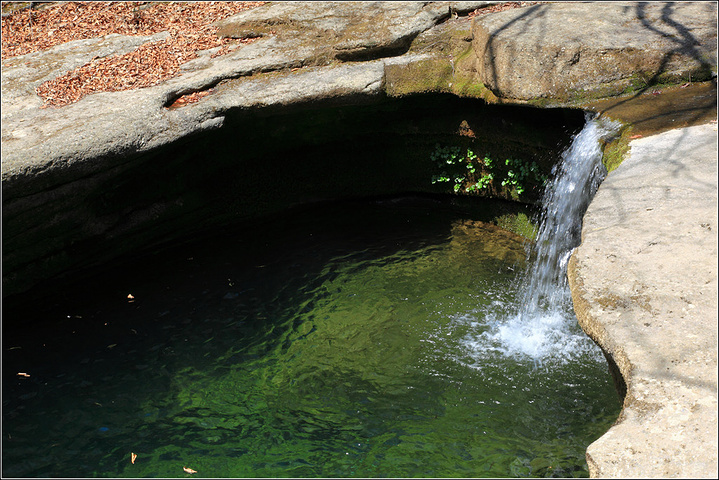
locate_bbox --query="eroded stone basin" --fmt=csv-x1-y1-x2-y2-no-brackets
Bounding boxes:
2,2,716,477
2,94,585,305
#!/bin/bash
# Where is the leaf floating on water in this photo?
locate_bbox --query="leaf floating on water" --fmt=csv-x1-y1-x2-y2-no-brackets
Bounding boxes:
17,372,30,378
183,466,197,474
127,294,135,303
131,452,137,464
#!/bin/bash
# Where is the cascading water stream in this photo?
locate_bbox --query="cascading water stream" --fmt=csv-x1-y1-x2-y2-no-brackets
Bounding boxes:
519,114,622,317
461,114,622,364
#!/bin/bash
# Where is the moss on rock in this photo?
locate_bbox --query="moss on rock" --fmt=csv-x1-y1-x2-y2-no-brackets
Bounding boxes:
384,58,453,97
494,211,538,240
601,124,634,173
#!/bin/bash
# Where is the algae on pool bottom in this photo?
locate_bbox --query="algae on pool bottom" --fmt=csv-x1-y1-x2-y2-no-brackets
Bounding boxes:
2,201,620,478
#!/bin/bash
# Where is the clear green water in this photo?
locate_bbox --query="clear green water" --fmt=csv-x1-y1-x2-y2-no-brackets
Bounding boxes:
2,197,620,478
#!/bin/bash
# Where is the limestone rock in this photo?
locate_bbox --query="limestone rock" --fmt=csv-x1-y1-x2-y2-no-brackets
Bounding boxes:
472,2,718,103
215,1,495,61
1,31,168,118
1,2,492,192
568,123,718,478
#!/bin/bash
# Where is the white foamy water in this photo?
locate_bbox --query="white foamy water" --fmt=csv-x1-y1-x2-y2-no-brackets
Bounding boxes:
459,115,622,364
457,307,604,366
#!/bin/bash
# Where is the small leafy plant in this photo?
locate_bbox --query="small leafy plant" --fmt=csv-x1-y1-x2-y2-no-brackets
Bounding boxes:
501,157,548,195
430,144,548,198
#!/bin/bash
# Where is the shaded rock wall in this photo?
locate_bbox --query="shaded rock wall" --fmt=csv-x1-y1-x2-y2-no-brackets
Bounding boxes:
2,92,584,299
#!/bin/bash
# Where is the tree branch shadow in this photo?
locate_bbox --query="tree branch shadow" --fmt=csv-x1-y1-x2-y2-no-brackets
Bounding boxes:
597,1,716,118
478,1,716,111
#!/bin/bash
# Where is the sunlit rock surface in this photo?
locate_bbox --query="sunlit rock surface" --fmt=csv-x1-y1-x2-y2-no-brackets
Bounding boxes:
471,2,717,103
569,123,718,478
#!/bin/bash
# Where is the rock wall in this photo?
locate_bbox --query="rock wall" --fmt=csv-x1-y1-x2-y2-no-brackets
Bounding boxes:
568,123,718,478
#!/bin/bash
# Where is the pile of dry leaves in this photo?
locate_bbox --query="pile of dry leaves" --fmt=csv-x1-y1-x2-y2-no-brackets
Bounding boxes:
1,1,265,107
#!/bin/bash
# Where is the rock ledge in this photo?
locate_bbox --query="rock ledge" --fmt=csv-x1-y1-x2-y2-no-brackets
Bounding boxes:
569,123,718,478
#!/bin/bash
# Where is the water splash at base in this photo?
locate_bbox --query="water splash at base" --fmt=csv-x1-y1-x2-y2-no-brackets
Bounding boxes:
461,115,622,365
459,307,604,367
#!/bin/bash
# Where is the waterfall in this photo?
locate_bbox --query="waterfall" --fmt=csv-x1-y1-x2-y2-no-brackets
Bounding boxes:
519,114,622,318
460,114,622,364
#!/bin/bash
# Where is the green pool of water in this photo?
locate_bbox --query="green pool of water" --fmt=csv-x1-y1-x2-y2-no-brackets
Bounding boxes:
2,197,620,478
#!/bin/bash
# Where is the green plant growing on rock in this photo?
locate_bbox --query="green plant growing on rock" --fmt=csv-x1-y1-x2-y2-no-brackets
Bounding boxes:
501,157,548,195
431,145,493,193
430,144,548,199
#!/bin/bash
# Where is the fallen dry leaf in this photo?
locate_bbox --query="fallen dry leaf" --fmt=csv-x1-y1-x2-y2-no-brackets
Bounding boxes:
183,466,198,474
131,452,137,464
167,89,214,108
